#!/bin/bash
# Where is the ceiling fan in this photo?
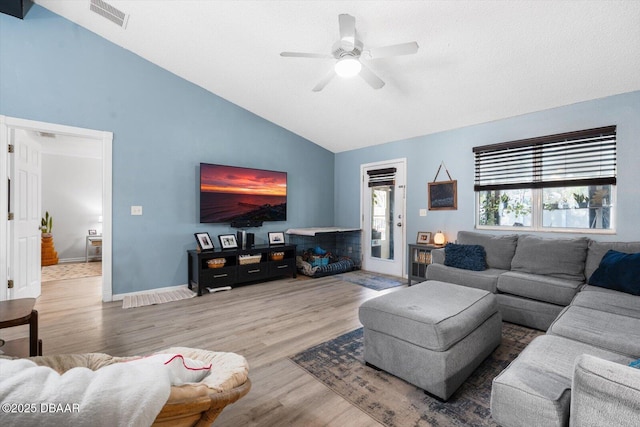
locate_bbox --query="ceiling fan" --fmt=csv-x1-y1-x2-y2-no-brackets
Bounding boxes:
280,14,419,92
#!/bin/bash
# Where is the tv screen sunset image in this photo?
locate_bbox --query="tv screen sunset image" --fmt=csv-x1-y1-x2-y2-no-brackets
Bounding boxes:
200,164,287,223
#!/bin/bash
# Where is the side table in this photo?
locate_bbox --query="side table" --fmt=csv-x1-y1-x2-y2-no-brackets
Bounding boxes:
86,234,103,262
408,243,439,285
0,298,42,357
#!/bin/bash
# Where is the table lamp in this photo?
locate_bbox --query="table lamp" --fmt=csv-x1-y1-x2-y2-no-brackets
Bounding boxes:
434,231,446,246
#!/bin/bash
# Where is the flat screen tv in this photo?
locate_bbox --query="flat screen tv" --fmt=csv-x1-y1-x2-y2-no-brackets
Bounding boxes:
200,163,287,223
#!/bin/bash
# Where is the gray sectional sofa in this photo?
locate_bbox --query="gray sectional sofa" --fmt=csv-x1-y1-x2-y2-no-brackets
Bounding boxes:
424,231,640,426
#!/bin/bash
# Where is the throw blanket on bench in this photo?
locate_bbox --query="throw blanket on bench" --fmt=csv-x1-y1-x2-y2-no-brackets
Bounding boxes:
0,358,171,427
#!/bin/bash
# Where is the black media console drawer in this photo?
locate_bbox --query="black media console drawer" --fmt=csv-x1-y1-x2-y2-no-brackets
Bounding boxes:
269,259,295,275
237,263,268,282
200,266,236,287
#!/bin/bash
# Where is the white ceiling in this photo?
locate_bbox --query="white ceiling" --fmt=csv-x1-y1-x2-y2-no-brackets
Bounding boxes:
33,1,640,153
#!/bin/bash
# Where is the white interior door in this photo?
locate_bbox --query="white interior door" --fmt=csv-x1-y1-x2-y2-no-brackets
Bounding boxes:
361,159,406,277
9,128,42,299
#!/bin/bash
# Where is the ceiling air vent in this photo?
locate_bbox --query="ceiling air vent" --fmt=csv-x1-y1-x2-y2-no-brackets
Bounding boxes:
90,0,129,28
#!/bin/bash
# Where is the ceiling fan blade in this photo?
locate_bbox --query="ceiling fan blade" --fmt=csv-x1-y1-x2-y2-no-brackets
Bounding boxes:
359,64,385,89
312,70,336,92
280,52,332,58
368,41,419,59
338,14,356,50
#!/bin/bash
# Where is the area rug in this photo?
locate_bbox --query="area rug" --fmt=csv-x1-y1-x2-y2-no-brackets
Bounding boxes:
122,287,196,309
290,323,543,426
335,270,405,291
41,262,102,282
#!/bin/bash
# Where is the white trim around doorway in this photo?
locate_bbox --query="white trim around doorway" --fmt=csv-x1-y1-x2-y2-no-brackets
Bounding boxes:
0,116,113,302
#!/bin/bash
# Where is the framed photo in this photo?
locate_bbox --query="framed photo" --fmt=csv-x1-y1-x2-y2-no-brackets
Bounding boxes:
88,229,97,235
194,232,214,251
428,180,458,210
218,234,238,250
416,231,431,245
268,232,285,245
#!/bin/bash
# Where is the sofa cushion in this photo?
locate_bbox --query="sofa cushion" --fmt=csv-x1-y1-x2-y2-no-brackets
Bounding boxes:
497,271,582,306
548,305,640,357
491,335,632,427
571,355,640,427
444,243,486,271
426,263,504,293
585,240,640,279
457,231,518,270
588,249,640,296
571,288,640,318
510,235,588,282
495,293,564,331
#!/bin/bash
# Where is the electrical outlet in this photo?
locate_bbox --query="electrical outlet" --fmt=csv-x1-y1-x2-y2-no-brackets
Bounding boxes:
419,209,427,217
131,205,143,216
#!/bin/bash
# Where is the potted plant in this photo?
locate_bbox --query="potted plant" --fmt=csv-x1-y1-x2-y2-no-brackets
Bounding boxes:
40,211,59,266
40,211,53,236
573,193,589,208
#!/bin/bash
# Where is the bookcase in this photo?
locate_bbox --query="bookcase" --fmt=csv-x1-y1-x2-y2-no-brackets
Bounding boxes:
408,243,439,285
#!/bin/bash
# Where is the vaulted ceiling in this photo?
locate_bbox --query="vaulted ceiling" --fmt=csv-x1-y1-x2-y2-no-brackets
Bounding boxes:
33,1,640,153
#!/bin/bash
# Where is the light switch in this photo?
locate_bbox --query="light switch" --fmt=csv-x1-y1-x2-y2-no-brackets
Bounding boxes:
419,209,427,217
131,206,143,216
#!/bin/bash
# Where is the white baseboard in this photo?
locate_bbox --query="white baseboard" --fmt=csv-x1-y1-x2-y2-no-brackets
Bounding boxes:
58,257,102,264
112,284,190,301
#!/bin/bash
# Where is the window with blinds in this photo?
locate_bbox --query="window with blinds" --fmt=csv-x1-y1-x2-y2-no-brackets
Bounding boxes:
474,126,616,190
473,126,616,232
367,167,396,187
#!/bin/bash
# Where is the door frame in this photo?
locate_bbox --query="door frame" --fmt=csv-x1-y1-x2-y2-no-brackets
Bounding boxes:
0,116,113,302
360,158,407,277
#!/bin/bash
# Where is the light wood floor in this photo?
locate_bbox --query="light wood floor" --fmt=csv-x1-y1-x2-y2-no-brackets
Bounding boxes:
20,273,406,426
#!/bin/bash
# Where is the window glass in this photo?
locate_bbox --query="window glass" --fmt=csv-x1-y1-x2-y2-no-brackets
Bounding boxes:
542,185,612,230
478,189,532,227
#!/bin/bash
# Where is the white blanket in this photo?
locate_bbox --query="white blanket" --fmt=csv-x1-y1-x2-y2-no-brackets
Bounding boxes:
0,358,171,427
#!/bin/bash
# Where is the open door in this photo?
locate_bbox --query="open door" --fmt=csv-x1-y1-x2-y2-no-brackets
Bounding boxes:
8,128,42,299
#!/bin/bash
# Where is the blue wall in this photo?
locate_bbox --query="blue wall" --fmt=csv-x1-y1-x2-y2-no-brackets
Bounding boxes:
335,91,640,243
0,6,335,294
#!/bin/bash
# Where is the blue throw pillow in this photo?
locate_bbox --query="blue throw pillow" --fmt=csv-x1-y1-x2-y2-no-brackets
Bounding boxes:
588,250,640,296
629,359,640,369
444,243,486,271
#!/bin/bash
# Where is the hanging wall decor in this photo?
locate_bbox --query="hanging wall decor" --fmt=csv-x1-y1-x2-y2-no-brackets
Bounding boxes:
428,161,457,210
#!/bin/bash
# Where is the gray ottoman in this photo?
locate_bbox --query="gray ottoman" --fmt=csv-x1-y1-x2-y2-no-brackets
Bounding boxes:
358,280,502,400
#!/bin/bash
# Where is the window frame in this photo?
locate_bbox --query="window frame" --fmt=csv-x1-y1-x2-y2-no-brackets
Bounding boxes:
474,127,617,234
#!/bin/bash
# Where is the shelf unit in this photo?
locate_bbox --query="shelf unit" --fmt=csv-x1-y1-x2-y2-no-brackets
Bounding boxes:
408,243,439,286
187,244,297,296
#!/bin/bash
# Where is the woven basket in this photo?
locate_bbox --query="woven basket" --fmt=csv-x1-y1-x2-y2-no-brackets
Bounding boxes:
238,254,261,265
152,378,251,426
206,258,226,269
270,252,284,261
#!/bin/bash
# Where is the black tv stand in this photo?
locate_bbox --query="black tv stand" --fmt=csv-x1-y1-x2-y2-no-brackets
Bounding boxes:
187,244,296,296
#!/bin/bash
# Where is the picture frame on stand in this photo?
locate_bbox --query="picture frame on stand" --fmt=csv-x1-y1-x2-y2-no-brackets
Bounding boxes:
194,232,214,251
218,234,238,250
268,232,285,245
416,231,431,245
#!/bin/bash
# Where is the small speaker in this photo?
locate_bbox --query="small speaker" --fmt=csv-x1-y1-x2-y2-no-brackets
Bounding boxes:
246,233,255,248
236,230,246,249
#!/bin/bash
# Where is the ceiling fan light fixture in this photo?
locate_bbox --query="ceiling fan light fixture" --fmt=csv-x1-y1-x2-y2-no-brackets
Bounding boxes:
334,57,362,78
